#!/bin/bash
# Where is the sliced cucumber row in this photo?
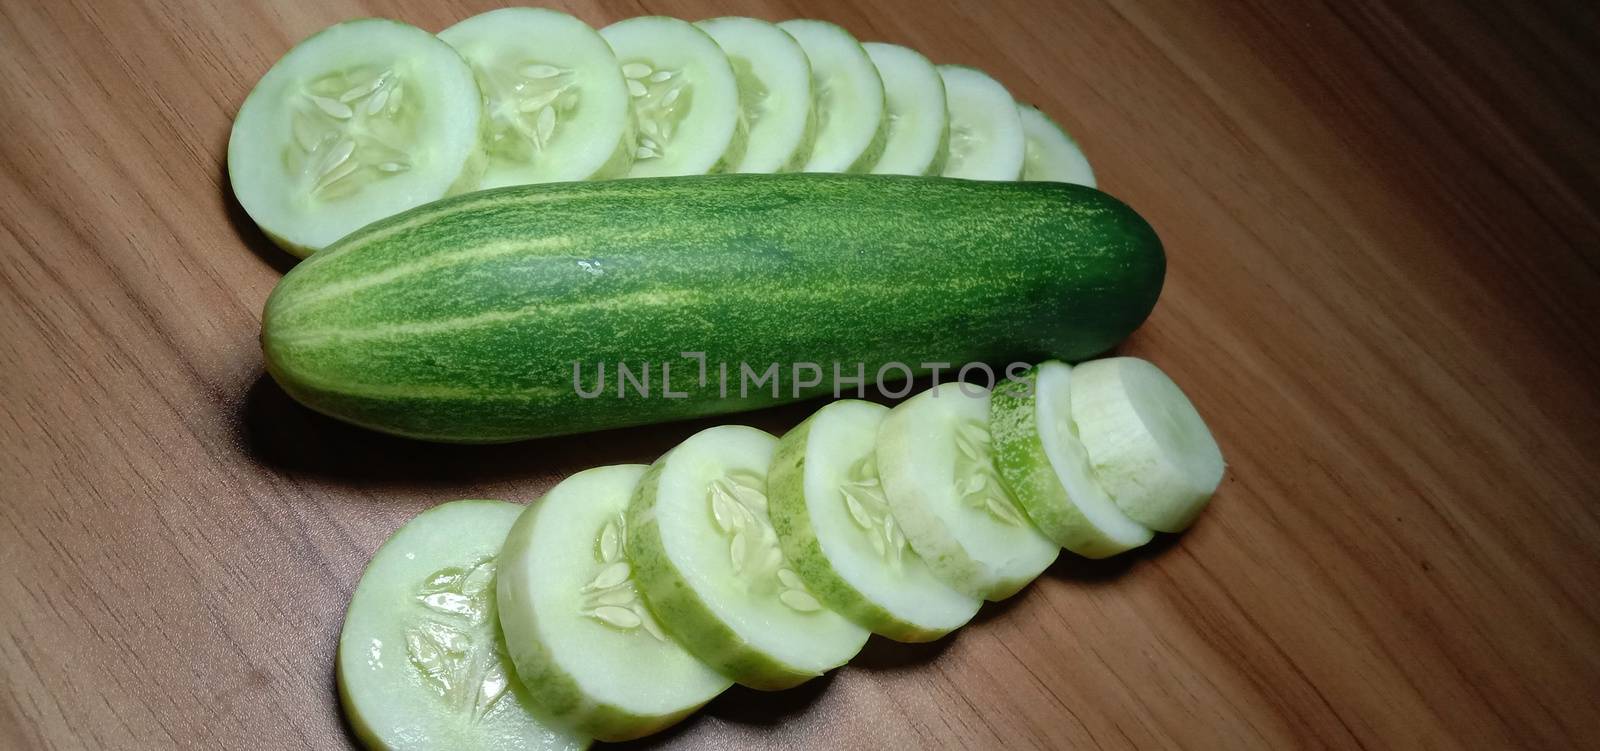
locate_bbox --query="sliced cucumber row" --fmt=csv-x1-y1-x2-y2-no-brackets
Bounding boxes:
231,13,1102,256
338,358,1221,746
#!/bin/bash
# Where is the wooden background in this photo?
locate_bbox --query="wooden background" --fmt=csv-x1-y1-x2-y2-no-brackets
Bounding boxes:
3,0,1598,748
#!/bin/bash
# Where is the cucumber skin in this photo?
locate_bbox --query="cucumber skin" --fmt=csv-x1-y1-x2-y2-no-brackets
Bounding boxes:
624,460,819,691
989,365,1149,557
767,408,971,642
262,173,1165,443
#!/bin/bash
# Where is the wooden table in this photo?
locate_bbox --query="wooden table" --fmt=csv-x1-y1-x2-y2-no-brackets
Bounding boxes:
3,1,1597,748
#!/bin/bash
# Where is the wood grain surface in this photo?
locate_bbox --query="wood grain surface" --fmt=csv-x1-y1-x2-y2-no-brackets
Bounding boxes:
3,0,1598,748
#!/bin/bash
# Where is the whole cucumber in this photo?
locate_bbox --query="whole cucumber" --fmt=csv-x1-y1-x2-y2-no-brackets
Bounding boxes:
261,173,1163,442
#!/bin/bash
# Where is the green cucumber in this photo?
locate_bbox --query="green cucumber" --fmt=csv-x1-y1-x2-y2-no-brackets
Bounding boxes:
1069,358,1225,532
439,8,632,187
696,17,815,173
991,361,1153,557
496,465,731,741
601,17,740,177
337,499,588,750
1019,104,1095,186
228,19,484,257
626,425,869,690
876,383,1060,600
261,173,1165,443
768,400,982,641
938,65,1025,180
862,43,947,176
777,20,886,172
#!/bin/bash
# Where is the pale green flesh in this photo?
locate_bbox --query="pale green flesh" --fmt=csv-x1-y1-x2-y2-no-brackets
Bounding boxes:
937,65,1024,180
876,383,1059,600
627,425,869,690
228,19,484,257
769,400,981,642
601,17,740,177
337,500,588,751
991,362,1153,557
1019,104,1095,187
496,466,730,742
1070,358,1225,533
777,20,886,173
862,43,947,176
696,17,815,173
439,8,632,188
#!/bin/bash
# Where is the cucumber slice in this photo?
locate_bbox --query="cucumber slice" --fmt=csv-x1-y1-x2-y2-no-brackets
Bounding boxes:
601,17,740,177
497,466,731,742
1019,104,1095,187
937,65,1025,180
877,383,1060,600
862,43,948,176
337,500,588,751
1070,358,1226,533
777,20,886,172
696,17,815,173
439,8,632,188
991,362,1154,557
769,401,982,642
228,19,483,257
627,425,869,690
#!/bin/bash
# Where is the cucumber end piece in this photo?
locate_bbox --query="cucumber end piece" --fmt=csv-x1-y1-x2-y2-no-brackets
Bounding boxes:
1071,358,1225,533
